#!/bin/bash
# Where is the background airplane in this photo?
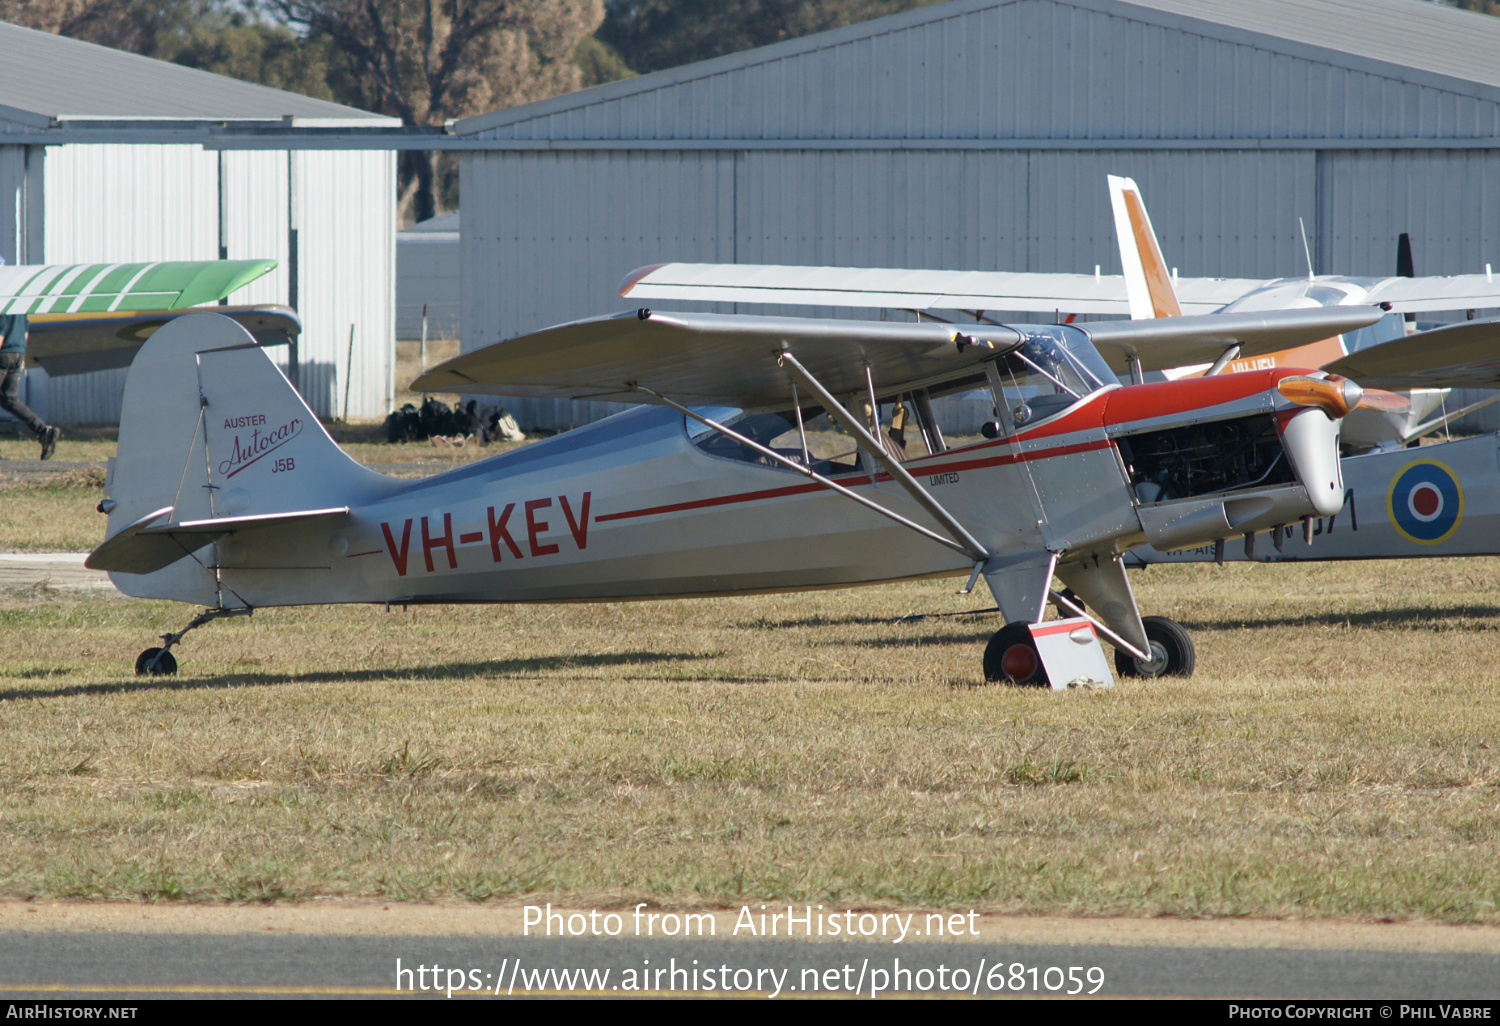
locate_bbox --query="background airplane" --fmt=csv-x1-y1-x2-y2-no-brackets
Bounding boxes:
1102,174,1494,452
0,259,284,377
619,236,1500,328
617,183,1500,399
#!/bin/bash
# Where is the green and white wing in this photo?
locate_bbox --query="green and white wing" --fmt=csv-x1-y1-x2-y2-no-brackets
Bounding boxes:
0,260,275,315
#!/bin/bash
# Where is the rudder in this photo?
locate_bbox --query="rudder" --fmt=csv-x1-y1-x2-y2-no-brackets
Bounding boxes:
101,313,392,600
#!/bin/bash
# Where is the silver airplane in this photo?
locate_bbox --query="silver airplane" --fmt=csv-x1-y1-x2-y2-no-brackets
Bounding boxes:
88,306,1390,685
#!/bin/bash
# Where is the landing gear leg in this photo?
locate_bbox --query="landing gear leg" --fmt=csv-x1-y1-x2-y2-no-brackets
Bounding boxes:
1114,615,1195,679
983,622,1050,687
135,606,252,676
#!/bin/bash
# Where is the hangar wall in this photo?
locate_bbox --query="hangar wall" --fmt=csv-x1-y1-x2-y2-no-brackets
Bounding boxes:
25,143,395,424
396,215,462,341
460,147,1337,347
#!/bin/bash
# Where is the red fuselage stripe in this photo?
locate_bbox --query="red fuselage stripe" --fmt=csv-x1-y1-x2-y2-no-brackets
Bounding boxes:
594,437,1115,523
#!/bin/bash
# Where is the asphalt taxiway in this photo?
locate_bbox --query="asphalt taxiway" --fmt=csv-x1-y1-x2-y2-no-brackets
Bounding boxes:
0,905,1496,999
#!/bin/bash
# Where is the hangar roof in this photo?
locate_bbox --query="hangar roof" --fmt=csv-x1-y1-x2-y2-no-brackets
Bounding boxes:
1133,0,1500,90
456,0,1500,135
0,20,386,126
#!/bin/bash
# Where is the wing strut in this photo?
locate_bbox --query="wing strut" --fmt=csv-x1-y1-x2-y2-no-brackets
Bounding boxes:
778,351,991,564
634,386,980,563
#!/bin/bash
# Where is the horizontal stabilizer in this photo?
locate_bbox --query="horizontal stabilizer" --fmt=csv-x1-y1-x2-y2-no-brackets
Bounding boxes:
1321,319,1500,390
1082,307,1385,374
84,506,180,575
28,304,301,377
88,506,350,575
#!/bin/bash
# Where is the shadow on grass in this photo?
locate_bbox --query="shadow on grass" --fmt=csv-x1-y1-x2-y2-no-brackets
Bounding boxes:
854,630,994,649
0,650,716,703
1181,605,1500,632
754,609,997,629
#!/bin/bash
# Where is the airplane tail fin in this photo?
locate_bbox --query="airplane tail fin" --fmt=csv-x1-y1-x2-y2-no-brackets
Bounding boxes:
1108,175,1183,320
99,312,391,598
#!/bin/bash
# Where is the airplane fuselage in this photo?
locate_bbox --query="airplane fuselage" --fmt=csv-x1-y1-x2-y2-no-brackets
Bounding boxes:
110,362,1344,621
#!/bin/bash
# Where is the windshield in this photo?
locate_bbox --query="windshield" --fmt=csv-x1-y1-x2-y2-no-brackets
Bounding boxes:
1342,311,1406,353
990,326,1114,430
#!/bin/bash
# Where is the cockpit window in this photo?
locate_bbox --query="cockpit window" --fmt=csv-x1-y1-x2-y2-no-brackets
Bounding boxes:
686,407,861,474
1343,311,1406,353
687,392,953,473
989,326,1113,431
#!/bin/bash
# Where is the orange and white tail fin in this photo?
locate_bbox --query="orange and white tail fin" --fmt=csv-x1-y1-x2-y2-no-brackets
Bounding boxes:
1108,175,1183,320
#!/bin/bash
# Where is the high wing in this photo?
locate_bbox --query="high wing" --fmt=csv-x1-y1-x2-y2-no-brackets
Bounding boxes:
0,260,275,315
1322,319,1500,390
618,262,1259,316
1081,307,1382,374
1357,275,1500,313
413,307,1384,406
619,260,1500,323
414,310,1023,406
27,304,301,377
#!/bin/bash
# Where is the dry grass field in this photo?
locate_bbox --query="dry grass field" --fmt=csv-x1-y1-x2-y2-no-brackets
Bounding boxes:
0,543,1497,918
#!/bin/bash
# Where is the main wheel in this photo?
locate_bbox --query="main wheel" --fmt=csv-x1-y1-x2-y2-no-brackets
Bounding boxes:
136,647,178,676
983,623,1049,687
1114,616,1195,678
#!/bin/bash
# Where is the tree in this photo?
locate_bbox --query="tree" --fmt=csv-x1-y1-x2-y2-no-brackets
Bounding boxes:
4,0,337,98
599,0,942,75
167,11,340,100
262,0,606,223
0,0,194,52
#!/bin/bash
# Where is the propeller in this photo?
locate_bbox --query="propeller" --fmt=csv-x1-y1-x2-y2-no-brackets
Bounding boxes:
1276,373,1411,417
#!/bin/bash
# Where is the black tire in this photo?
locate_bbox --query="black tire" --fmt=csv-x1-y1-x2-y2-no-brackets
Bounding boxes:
983,623,1050,687
1114,616,1195,678
135,648,178,676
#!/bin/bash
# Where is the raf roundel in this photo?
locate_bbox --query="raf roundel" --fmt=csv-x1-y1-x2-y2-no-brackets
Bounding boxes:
1387,460,1464,545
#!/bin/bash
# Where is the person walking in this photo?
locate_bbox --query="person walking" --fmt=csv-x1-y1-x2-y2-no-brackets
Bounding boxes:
0,313,60,459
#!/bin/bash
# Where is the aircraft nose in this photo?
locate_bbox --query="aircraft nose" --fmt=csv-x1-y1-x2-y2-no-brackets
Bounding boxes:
1340,378,1365,412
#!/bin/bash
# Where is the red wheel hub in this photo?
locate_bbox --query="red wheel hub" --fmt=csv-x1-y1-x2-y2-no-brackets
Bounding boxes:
1001,643,1038,682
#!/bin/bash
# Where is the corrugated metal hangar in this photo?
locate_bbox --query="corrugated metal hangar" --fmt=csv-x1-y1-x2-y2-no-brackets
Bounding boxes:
452,0,1500,421
396,212,461,341
0,22,398,423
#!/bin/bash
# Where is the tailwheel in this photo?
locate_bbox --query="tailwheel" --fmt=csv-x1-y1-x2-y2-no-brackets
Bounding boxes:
983,622,1049,687
130,606,252,677
1114,615,1195,679
135,648,178,676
